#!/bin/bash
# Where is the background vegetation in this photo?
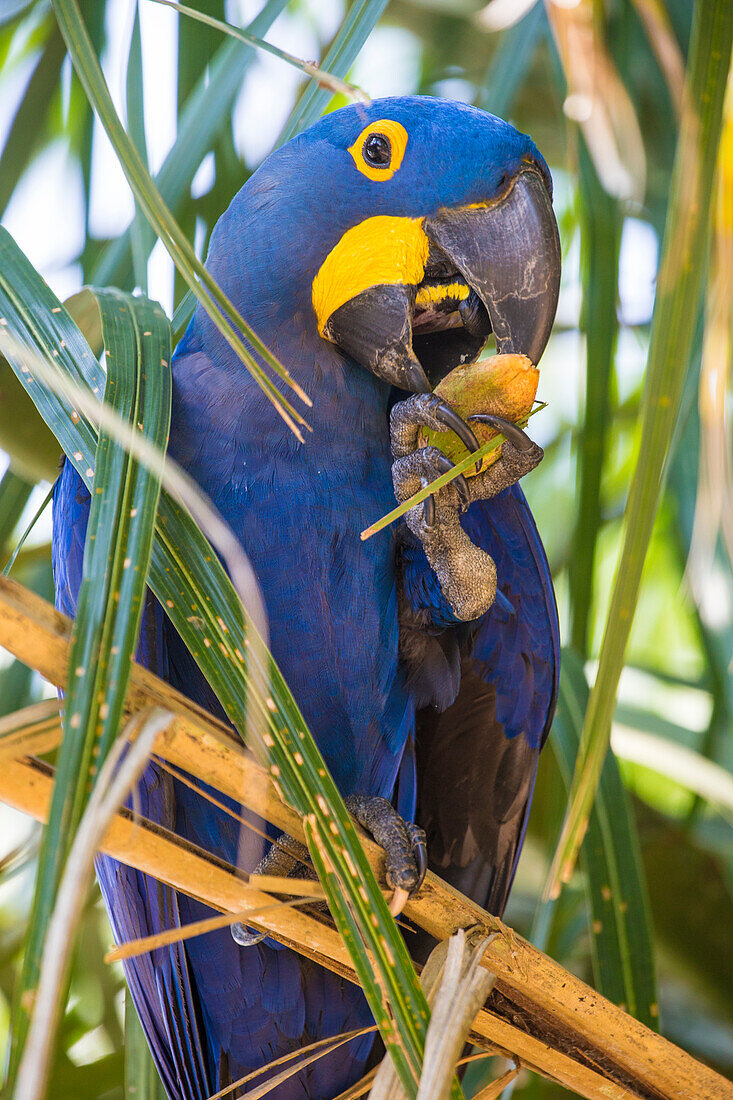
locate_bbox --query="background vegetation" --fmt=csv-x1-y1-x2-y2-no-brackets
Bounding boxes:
0,0,730,1096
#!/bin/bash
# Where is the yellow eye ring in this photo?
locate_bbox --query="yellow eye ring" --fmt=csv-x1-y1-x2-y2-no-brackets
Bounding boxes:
348,120,409,182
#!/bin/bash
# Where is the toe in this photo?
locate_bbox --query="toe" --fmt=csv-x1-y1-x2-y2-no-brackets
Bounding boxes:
428,396,481,460
345,795,426,900
393,446,469,514
467,413,535,452
406,823,428,889
231,923,267,946
390,393,481,471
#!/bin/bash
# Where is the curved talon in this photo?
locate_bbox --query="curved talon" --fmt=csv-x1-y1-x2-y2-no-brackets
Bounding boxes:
434,453,470,509
467,413,535,452
231,922,267,947
428,396,482,469
411,832,428,886
422,452,469,530
424,492,436,529
389,887,410,917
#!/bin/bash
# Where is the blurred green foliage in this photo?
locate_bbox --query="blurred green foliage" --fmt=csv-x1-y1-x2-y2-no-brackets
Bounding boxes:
0,0,730,1096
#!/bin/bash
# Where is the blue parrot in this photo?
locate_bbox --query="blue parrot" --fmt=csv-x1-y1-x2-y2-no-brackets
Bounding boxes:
52,96,560,1099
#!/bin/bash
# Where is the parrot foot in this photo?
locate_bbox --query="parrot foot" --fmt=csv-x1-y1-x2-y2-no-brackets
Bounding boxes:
231,800,426,945
390,396,544,622
390,391,482,462
232,835,315,947
466,430,544,509
253,834,314,879
389,392,480,526
391,442,498,621
345,795,427,914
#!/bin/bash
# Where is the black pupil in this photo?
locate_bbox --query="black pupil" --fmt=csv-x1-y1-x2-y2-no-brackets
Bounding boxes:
364,133,391,167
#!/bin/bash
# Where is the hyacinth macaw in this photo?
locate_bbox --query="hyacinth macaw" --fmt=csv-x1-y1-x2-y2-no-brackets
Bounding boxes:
52,96,560,1099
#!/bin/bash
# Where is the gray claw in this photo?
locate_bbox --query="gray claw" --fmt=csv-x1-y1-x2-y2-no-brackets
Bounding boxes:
428,395,482,466
231,923,267,947
433,452,470,509
424,492,436,529
231,834,312,948
424,452,470,530
467,413,535,452
408,824,428,888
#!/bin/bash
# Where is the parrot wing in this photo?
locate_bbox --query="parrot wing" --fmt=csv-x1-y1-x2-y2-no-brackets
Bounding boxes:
52,458,375,1099
413,483,560,918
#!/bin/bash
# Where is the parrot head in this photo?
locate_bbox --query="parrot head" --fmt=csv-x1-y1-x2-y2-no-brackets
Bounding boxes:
204,96,560,396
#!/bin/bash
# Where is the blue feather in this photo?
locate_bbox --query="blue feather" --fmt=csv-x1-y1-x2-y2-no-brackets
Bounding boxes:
52,95,559,1097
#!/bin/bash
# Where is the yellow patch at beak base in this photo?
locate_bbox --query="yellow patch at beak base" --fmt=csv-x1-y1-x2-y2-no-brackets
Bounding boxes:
414,282,470,309
312,216,430,336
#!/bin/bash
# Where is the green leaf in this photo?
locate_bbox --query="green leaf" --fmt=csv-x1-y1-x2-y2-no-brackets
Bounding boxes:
0,468,34,555
52,0,311,437
0,356,61,482
551,649,658,1028
125,992,166,1100
171,0,223,307
549,0,733,890
72,1,106,253
1,474,50,579
0,557,54,721
0,228,435,1098
50,1050,125,1097
0,23,66,218
306,817,432,1095
0,235,103,479
0,0,37,27
176,0,223,110
477,1,546,119
279,0,389,144
669,401,733,808
152,0,367,104
93,0,289,289
637,803,733,1022
569,142,622,656
5,281,171,1076
125,3,150,295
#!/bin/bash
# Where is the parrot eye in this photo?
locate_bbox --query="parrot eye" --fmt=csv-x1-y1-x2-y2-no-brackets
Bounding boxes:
348,119,408,181
363,133,391,168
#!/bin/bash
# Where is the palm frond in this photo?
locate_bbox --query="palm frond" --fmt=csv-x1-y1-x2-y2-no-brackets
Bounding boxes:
548,0,733,894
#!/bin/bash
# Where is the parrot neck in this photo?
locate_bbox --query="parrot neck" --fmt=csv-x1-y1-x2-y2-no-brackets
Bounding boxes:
172,164,397,476
172,289,394,486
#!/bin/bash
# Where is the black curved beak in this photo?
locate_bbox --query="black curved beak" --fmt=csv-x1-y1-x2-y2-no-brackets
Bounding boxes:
323,283,431,393
323,168,560,392
423,171,561,366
